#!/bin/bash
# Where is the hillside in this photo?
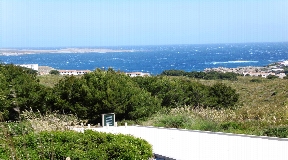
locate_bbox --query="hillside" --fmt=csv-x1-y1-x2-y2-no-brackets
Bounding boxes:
141,76,288,137
38,74,288,137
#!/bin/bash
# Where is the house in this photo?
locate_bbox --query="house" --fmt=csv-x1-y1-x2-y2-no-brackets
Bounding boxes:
38,66,55,75
243,72,276,78
18,64,38,71
125,72,150,77
279,60,288,66
58,70,91,76
276,73,286,79
271,68,284,72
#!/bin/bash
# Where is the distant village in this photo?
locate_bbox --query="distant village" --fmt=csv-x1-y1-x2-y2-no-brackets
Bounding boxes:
17,64,151,77
17,60,288,79
204,60,288,79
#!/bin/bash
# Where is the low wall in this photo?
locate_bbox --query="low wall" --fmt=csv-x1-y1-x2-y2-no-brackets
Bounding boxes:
72,126,288,160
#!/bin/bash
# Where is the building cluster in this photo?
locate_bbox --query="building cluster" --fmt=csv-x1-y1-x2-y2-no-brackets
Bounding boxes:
17,64,150,77
17,60,288,79
204,60,288,79
125,72,150,77
58,70,91,76
18,64,39,71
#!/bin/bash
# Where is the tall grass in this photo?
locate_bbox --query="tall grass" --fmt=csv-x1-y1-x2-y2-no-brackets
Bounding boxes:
21,109,81,132
37,74,64,87
142,77,288,137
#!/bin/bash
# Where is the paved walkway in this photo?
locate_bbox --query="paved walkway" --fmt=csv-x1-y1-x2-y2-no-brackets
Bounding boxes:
73,126,288,160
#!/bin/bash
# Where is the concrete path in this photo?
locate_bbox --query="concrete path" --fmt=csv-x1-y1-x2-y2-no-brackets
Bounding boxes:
72,126,288,160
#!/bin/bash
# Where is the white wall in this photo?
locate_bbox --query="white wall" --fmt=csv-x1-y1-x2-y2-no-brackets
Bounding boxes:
72,126,288,160
18,64,38,71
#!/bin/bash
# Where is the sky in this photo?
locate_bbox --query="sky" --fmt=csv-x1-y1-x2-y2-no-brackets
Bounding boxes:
1,0,288,48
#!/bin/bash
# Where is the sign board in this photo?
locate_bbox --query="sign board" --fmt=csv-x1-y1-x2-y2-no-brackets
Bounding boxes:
101,113,115,126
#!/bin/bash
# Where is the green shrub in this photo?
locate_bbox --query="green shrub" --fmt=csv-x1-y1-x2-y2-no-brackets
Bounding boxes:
206,83,239,109
51,69,161,123
155,114,191,128
0,64,48,120
49,70,60,75
263,126,288,138
250,79,262,83
1,130,153,160
160,70,239,80
2,121,34,136
220,121,243,131
151,111,220,131
266,75,278,79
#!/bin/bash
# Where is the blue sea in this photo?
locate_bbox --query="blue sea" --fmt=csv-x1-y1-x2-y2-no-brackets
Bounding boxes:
1,42,288,75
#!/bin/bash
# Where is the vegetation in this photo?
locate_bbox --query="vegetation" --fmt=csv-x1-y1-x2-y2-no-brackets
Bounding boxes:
266,74,278,79
49,69,60,75
0,111,153,159
142,76,288,137
161,70,239,80
37,74,64,88
132,76,238,109
0,64,48,120
0,64,238,123
50,68,162,123
1,64,288,139
1,130,152,160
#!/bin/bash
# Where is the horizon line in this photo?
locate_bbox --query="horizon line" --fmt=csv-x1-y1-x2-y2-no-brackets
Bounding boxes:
1,41,288,49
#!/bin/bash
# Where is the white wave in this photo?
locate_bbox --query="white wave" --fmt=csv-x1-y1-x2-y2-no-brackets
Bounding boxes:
210,60,258,65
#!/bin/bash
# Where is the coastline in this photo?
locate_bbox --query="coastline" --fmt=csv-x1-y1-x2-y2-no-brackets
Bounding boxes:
0,48,135,56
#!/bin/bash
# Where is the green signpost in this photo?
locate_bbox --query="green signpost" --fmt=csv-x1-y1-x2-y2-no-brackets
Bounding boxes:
102,113,115,126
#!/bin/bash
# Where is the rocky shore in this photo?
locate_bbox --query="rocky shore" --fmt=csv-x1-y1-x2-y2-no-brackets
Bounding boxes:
0,48,135,56
204,61,287,78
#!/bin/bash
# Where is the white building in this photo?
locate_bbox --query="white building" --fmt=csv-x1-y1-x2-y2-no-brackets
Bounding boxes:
271,68,284,72
58,70,90,76
18,64,38,71
279,60,288,66
125,72,150,77
243,72,274,78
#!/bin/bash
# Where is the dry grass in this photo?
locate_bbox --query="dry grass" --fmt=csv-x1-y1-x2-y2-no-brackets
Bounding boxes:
195,77,288,125
37,74,64,87
142,76,288,135
20,109,83,132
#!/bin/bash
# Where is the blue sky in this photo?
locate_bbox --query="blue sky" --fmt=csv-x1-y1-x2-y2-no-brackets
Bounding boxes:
1,0,288,48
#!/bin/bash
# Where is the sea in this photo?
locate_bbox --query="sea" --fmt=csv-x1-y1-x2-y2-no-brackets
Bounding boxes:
1,42,288,75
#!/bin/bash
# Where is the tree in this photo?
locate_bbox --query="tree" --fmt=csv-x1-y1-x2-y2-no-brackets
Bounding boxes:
207,83,239,109
49,70,60,75
161,70,186,76
51,68,161,123
266,74,278,79
0,64,48,120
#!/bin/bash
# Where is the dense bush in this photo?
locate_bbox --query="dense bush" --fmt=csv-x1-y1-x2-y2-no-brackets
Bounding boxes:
133,76,238,109
266,74,278,79
160,70,186,76
160,70,238,80
49,70,60,75
0,130,153,160
206,83,239,109
155,114,192,129
0,65,239,123
134,76,194,107
263,126,288,138
0,64,48,120
50,68,161,123
220,122,243,131
250,78,262,82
